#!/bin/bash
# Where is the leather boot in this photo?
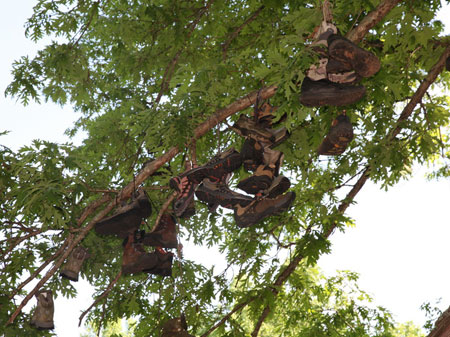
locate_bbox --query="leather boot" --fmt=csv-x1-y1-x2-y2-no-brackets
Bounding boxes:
143,249,174,277
241,138,264,172
60,246,90,282
233,115,289,148
195,178,253,209
122,232,158,275
143,213,178,249
30,290,54,330
317,114,354,156
95,188,151,238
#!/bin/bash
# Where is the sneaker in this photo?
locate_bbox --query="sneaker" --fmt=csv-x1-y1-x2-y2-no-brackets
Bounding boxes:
263,175,291,198
241,138,264,172
237,164,275,194
30,290,54,330
234,192,296,228
95,188,151,238
143,213,178,249
327,34,380,78
233,115,289,147
60,246,90,282
170,173,197,218
143,249,174,277
180,148,242,184
195,179,254,209
300,77,366,107
317,114,354,156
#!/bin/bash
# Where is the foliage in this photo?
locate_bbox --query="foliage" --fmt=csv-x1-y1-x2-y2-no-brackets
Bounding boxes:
1,0,450,336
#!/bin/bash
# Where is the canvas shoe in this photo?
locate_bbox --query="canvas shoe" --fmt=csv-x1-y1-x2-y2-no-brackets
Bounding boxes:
30,290,54,330
195,179,254,209
327,34,381,78
234,192,296,228
143,213,178,249
317,114,354,156
60,246,90,282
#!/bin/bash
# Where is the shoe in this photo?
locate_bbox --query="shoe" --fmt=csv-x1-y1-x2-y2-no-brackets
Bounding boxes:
170,173,197,218
328,34,380,78
237,165,275,194
241,138,264,172
162,315,195,337
263,175,291,198
95,188,151,238
317,114,354,155
178,197,196,218
300,77,366,107
234,192,296,228
233,115,289,147
143,213,178,249
122,233,158,275
143,250,174,277
30,290,54,330
60,246,90,282
195,179,254,209
178,148,242,184
253,102,287,129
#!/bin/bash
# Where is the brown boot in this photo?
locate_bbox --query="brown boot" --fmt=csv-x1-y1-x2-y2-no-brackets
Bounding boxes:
143,249,174,277
122,232,158,275
31,290,54,330
95,188,151,238
241,138,264,172
60,246,90,282
317,114,354,156
234,192,296,228
195,178,253,209
263,175,291,199
142,213,178,249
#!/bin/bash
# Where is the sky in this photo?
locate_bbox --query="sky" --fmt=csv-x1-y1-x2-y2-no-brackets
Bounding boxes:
1,1,450,336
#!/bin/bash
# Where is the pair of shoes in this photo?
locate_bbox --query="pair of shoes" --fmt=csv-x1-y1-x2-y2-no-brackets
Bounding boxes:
94,188,152,238
317,114,354,156
300,34,380,107
60,246,90,282
122,232,173,276
30,290,54,330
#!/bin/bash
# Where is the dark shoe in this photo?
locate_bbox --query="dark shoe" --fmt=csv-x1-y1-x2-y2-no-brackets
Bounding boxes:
162,315,195,337
95,188,151,238
233,115,289,148
195,179,254,209
300,77,366,107
241,138,264,172
237,165,275,194
144,250,174,277
170,173,197,218
60,246,90,282
263,175,291,198
317,114,354,156
122,233,158,275
328,34,380,78
234,192,296,228
30,290,54,330
253,102,287,129
143,213,178,249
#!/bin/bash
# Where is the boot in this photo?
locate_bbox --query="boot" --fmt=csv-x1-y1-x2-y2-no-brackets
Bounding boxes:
143,249,174,277
237,164,276,194
122,232,159,275
143,213,178,249
60,246,90,282
300,77,366,107
30,290,54,330
162,315,195,337
327,34,380,78
195,179,254,209
234,192,296,228
317,114,354,156
263,175,291,199
95,188,151,238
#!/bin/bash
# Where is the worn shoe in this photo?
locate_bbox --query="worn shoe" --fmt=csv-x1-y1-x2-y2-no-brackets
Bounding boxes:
234,192,296,228
241,138,264,172
317,114,354,155
300,77,366,107
95,188,151,238
328,34,380,78
263,175,291,198
170,173,197,218
122,232,158,275
195,179,254,209
60,246,90,282
143,213,178,249
237,164,275,194
253,102,287,129
162,315,195,337
143,249,174,277
30,290,54,330
233,115,289,148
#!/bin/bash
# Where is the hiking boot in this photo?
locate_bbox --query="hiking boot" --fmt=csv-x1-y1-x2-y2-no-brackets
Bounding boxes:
195,179,254,209
144,249,174,277
328,34,380,78
300,77,366,107
122,232,159,275
241,138,264,172
253,102,287,129
233,115,289,147
326,58,359,84
179,148,242,184
262,147,284,174
162,315,195,337
95,188,151,238
263,175,291,198
317,114,354,156
234,192,296,228
30,290,54,330
237,164,276,194
60,246,90,282
170,173,197,218
143,213,178,249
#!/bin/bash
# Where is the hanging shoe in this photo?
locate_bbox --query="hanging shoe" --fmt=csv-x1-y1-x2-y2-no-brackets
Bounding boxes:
327,34,381,78
122,232,158,275
143,213,178,249
143,249,174,277
263,175,291,199
317,114,354,155
170,173,197,218
300,77,366,107
60,246,90,282
237,164,276,194
233,115,289,147
195,178,254,209
241,138,264,172
253,102,287,129
234,192,296,228
30,290,54,330
95,188,151,238
162,315,195,337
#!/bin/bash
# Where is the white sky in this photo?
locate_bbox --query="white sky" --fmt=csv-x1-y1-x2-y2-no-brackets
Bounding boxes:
1,1,450,336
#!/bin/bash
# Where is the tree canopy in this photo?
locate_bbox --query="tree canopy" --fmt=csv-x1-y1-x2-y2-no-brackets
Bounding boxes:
1,0,449,336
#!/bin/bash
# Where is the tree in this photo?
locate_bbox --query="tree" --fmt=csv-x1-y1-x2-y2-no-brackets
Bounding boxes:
1,0,449,336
